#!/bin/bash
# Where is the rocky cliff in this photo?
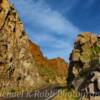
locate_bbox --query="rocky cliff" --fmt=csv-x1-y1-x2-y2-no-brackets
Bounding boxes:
0,0,43,92
0,0,68,94
67,32,100,98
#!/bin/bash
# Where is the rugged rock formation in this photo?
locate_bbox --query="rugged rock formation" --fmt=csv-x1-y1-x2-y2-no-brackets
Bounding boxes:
67,32,100,99
29,40,44,61
0,0,42,91
0,0,68,94
29,40,68,84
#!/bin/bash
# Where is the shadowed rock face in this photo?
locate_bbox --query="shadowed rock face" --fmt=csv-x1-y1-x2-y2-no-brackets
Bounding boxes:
67,32,100,97
0,0,42,90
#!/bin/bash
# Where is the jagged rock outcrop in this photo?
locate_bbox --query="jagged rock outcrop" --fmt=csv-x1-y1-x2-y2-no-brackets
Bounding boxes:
0,0,67,93
29,40,44,61
29,40,68,84
67,32,100,99
0,0,43,91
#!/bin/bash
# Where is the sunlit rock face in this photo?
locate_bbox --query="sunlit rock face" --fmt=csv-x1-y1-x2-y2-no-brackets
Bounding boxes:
29,40,68,84
0,0,68,92
67,32,100,96
0,0,42,90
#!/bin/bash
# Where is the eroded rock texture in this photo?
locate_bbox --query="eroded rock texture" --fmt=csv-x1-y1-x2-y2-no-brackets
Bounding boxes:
67,32,100,98
0,0,67,92
0,0,42,90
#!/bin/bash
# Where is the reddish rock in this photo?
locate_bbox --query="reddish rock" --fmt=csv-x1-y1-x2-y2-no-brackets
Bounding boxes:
29,40,68,83
48,58,68,77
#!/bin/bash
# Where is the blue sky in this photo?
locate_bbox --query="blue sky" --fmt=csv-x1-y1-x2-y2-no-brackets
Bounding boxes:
10,0,100,61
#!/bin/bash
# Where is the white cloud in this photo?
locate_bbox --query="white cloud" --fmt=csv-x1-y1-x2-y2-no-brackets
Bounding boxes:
10,0,81,35
10,0,81,60
29,32,73,60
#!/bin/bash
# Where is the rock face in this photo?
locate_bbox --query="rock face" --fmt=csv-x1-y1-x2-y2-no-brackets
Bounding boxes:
29,40,44,62
67,32,100,98
0,0,68,93
0,0,42,90
48,58,67,77
29,40,68,84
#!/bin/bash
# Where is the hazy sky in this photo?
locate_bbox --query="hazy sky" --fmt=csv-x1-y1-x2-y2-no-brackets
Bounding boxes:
10,0,100,61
